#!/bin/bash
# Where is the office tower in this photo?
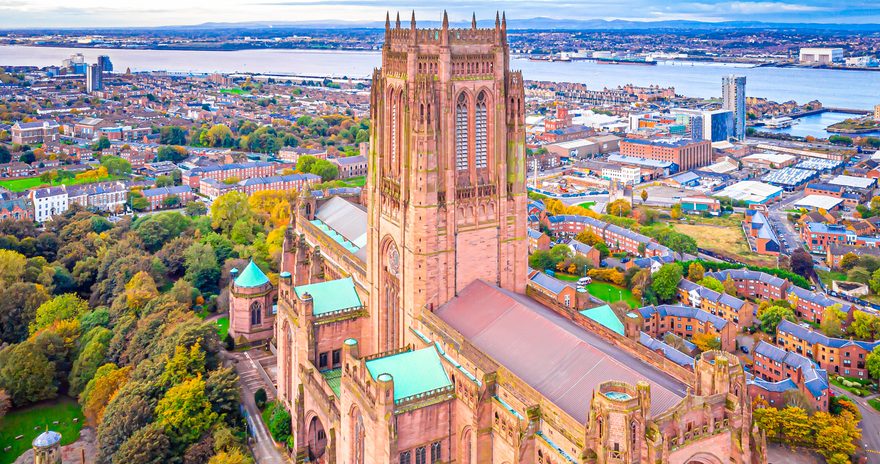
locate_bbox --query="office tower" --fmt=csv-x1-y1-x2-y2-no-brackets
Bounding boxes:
722,75,746,141
86,64,102,92
97,55,113,73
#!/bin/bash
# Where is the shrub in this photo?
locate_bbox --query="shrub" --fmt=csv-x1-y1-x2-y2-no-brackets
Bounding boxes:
254,388,267,410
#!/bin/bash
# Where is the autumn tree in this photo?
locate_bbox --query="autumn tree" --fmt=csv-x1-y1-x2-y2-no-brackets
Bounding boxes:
607,199,632,217
124,271,160,312
722,275,738,296
0,342,57,406
819,304,845,338
692,332,721,352
867,345,880,380
0,249,26,284
838,252,859,271
155,376,221,445
687,262,705,281
211,192,252,234
640,189,648,203
30,293,89,335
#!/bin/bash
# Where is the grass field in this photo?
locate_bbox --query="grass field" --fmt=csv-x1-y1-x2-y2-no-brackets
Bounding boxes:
585,282,640,309
577,201,596,209
343,176,366,188
0,398,83,464
553,272,580,282
816,269,847,287
220,88,248,95
0,175,116,193
869,398,880,413
216,316,229,339
671,222,777,267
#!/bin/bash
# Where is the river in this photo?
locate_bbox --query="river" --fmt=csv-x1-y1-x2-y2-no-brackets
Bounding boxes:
1,45,878,109
761,111,880,138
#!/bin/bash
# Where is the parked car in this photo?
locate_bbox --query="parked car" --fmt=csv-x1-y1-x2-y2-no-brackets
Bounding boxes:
741,346,749,354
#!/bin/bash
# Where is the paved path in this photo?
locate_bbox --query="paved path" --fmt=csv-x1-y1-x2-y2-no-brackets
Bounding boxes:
831,385,880,463
226,351,287,464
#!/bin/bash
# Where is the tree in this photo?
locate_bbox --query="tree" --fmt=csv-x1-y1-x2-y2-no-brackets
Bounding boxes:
0,389,10,419
68,327,113,396
528,250,555,271
93,136,111,151
575,230,603,247
697,276,724,294
849,311,880,340
135,212,192,252
0,249,26,284
30,293,89,335
722,275,738,296
789,248,814,277
211,192,252,234
125,271,160,311
692,332,721,352
549,243,573,264
0,342,57,406
0,145,10,164
670,203,683,220
640,189,648,203
186,201,208,217
161,342,207,386
687,262,705,281
163,195,181,208
204,124,234,147
819,304,845,337
0,282,50,344
155,376,221,445
870,268,880,294
838,252,859,271
866,345,880,380
758,305,796,334
651,264,683,303
778,406,811,444
208,450,253,464
607,199,632,217
815,424,856,459
185,242,221,295
113,424,172,464
81,364,131,426
157,145,188,163
160,126,188,145
101,156,133,176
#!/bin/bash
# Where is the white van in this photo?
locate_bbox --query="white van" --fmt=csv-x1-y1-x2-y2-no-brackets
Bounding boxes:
577,277,592,286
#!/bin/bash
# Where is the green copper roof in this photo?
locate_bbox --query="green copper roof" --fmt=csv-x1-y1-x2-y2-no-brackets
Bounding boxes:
294,277,362,316
310,219,361,254
580,305,625,336
321,369,341,397
234,260,270,288
365,346,452,402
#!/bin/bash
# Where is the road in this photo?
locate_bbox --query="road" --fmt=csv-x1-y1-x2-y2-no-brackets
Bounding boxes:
767,190,805,255
830,385,880,464
226,351,288,464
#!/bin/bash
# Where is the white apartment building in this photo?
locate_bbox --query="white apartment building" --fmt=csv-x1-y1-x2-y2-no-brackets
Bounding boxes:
30,186,69,223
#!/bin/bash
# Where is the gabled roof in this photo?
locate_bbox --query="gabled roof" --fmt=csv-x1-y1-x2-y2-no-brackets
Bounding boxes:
234,260,270,288
294,277,362,316
639,332,695,367
436,280,686,421
528,269,569,296
638,304,729,331
365,346,452,402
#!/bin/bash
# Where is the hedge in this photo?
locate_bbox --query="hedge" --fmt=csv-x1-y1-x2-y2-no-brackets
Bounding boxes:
678,260,811,290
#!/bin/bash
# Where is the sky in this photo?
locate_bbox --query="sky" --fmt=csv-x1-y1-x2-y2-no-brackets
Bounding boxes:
0,0,878,28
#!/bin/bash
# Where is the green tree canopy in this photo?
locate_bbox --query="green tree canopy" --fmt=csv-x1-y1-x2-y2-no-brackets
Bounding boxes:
651,264,683,303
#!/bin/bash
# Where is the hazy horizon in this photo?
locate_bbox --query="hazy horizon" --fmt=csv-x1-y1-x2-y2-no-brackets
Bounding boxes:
1,0,878,29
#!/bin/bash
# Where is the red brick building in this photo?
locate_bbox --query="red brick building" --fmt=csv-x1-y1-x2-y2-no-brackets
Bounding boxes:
750,341,829,411
620,138,713,171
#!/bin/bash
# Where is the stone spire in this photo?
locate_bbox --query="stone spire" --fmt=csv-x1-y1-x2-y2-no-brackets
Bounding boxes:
385,11,390,31
495,11,500,30
395,12,401,29
410,10,416,30
502,12,507,31
471,13,477,29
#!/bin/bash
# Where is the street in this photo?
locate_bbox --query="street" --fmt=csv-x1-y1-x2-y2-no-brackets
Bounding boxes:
767,190,805,255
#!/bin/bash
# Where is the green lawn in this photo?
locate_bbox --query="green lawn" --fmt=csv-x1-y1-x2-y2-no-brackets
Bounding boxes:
553,272,581,282
816,269,847,287
0,398,83,464
220,88,248,95
577,201,596,209
0,175,117,193
216,316,230,339
342,176,366,188
585,282,640,309
869,398,880,413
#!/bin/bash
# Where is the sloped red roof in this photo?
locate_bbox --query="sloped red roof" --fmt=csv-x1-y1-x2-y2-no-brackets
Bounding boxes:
436,280,686,422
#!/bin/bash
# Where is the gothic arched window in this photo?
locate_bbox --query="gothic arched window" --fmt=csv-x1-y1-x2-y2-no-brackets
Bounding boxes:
390,90,399,175
455,93,469,171
475,91,488,169
250,301,262,326
352,409,365,464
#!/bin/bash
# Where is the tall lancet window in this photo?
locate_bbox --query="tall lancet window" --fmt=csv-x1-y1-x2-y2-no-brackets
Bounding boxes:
475,91,488,169
390,91,399,175
455,93,469,171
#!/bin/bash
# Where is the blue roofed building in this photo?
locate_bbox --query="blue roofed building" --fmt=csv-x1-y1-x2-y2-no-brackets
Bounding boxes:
750,341,830,411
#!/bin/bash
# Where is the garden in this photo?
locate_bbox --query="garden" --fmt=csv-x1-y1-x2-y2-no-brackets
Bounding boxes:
585,282,640,309
830,375,874,397
0,398,83,464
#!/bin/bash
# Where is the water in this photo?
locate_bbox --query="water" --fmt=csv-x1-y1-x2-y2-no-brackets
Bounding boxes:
1,45,878,109
761,111,880,138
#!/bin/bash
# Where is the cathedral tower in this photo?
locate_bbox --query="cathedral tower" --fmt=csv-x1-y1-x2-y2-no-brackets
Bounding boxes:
366,11,528,352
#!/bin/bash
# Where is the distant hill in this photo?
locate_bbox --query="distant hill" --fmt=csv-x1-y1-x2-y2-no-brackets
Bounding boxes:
5,17,879,33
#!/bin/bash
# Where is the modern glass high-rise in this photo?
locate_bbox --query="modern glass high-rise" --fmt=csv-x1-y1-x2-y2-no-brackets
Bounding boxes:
722,75,746,140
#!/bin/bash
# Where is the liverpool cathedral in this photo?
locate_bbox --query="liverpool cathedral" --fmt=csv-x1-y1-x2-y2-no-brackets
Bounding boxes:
273,12,764,464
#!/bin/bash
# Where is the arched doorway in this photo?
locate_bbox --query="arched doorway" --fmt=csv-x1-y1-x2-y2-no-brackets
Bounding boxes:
684,452,724,464
307,415,327,461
